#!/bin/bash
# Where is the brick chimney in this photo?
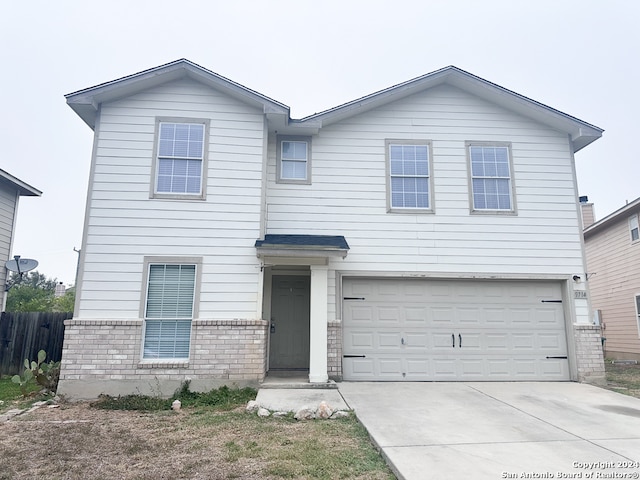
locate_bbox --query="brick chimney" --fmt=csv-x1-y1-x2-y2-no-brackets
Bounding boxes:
579,195,595,229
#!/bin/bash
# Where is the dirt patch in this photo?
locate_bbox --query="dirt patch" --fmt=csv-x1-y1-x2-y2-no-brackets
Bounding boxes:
0,402,393,480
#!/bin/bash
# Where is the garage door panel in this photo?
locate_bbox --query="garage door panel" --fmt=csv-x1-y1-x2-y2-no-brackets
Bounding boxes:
458,307,482,325
346,305,374,324
378,332,401,348
432,307,455,324
459,359,485,378
343,278,570,381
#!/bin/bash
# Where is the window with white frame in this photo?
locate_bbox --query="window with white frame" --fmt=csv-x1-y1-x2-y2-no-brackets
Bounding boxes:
629,214,639,242
469,145,514,211
143,264,196,359
277,136,311,183
388,143,431,209
155,121,206,197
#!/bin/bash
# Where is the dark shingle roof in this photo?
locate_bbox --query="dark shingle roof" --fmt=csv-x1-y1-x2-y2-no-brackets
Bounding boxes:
255,234,349,250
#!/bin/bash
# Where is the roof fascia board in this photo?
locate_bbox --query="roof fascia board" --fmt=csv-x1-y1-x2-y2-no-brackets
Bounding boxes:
584,197,640,238
297,66,602,150
0,169,42,196
66,59,290,129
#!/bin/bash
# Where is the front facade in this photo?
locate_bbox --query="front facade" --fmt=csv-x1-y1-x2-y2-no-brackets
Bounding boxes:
0,169,41,310
584,198,640,361
58,60,605,398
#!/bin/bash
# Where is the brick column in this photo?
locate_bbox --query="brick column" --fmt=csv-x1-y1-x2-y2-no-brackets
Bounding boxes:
574,324,606,385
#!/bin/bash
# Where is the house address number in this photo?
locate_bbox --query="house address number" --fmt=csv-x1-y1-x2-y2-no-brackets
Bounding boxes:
574,291,588,299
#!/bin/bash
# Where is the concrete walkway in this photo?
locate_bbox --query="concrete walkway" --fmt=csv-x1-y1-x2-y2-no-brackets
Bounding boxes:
338,382,640,480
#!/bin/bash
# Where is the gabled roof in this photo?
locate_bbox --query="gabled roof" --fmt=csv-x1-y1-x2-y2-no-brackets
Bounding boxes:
65,59,290,129
584,197,640,238
299,66,603,152
0,169,42,197
66,60,603,152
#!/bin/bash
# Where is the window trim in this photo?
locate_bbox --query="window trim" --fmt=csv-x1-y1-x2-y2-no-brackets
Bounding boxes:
385,139,434,214
139,256,203,361
150,117,210,200
276,135,312,185
629,214,639,242
635,294,640,338
466,142,517,215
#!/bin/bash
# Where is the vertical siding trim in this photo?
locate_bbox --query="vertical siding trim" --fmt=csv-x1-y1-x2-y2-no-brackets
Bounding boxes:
569,133,593,324
1,190,19,311
74,106,102,316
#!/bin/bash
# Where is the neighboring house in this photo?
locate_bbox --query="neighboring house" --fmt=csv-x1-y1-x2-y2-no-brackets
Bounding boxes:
583,197,640,361
59,59,605,398
0,169,42,310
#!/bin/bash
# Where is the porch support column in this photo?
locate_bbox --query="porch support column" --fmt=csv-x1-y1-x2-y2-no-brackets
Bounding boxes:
309,265,329,383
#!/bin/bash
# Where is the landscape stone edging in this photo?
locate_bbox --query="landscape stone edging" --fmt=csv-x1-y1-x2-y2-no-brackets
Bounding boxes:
245,399,351,420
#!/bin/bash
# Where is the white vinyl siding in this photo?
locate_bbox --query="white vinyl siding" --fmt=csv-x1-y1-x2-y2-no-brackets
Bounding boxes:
143,264,196,359
469,145,513,211
629,214,639,242
388,143,430,210
266,84,587,323
0,186,17,295
77,78,265,320
156,122,205,195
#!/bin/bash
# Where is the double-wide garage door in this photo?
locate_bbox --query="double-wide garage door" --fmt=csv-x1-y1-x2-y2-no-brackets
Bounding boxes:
343,278,570,381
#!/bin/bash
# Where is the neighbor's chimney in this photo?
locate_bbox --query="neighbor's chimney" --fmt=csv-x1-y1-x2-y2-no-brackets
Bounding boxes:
579,195,595,229
54,282,66,298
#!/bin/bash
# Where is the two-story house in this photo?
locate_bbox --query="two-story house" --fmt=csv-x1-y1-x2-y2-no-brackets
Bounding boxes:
583,197,640,361
59,59,605,398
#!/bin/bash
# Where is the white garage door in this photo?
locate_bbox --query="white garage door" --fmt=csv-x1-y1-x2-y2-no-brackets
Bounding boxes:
342,278,570,381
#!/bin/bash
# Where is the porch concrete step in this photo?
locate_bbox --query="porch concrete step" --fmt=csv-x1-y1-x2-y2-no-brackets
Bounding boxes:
260,379,338,390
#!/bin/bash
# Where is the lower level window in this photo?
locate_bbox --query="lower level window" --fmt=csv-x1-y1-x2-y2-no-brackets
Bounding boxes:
143,264,196,359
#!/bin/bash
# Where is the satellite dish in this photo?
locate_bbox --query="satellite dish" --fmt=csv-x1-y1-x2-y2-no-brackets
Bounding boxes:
5,256,38,275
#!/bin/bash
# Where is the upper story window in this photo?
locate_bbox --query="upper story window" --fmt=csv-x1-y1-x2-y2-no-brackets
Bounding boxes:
468,144,515,213
629,214,639,242
152,119,209,200
387,142,432,211
277,135,311,184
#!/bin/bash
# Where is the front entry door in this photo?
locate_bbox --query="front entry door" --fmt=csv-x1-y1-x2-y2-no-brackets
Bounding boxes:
269,275,310,370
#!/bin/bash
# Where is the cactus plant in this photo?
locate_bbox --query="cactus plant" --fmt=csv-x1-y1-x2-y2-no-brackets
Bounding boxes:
11,350,60,396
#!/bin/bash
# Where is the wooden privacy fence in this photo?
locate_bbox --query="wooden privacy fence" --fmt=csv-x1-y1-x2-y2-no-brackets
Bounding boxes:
0,312,72,376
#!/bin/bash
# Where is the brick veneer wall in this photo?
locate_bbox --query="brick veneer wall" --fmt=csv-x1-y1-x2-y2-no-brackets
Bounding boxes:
327,321,342,380
574,324,606,385
58,319,268,398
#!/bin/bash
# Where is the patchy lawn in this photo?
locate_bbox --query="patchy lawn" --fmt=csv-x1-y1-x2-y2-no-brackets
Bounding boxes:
604,359,640,399
0,386,394,480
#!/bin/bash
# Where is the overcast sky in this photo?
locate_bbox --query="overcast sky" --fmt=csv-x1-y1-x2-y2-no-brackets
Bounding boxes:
1,0,638,285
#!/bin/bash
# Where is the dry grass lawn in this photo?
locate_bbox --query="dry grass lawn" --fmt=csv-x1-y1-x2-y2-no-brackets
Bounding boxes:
603,360,640,399
3,360,637,479
0,398,393,480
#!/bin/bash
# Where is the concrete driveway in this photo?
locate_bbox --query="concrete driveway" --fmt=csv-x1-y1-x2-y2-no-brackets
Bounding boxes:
338,382,640,480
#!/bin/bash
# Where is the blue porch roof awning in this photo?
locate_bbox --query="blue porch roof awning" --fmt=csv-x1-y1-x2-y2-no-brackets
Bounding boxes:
255,234,349,259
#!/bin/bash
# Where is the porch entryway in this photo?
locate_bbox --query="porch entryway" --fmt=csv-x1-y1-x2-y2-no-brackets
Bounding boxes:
269,275,310,371
255,234,350,384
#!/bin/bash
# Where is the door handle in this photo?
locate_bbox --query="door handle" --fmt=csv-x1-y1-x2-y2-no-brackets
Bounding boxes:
459,334,462,348
452,334,455,348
